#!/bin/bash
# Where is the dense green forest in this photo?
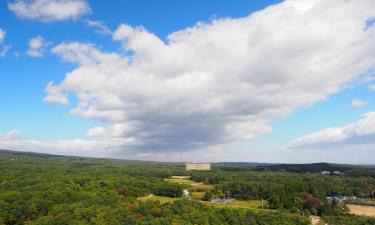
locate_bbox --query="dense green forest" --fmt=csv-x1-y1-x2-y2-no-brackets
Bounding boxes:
0,150,374,225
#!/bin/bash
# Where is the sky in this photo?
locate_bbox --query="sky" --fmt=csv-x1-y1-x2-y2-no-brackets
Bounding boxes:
1,0,375,164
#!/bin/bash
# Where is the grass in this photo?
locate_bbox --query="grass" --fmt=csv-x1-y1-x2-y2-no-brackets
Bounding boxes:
191,183,214,191
138,195,178,204
202,199,270,211
139,194,271,212
228,199,268,209
163,176,266,210
171,176,191,179
363,198,375,204
163,176,268,211
191,191,205,200
164,178,196,184
164,176,214,191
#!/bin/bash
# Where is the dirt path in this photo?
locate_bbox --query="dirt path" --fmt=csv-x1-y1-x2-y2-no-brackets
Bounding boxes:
310,216,321,225
347,204,375,217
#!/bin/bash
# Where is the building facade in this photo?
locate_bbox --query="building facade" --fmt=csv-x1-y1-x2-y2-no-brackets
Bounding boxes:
185,162,211,171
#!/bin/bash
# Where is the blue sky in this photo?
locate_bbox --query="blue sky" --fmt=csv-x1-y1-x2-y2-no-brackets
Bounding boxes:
1,0,375,163
0,0,281,139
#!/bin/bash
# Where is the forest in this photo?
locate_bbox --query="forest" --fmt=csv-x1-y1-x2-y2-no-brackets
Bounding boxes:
0,150,374,225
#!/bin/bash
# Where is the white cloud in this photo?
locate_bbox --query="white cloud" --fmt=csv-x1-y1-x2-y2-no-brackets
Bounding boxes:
84,19,112,35
37,0,375,157
27,35,47,57
0,45,11,58
52,42,123,66
0,130,139,158
43,82,69,105
0,130,21,140
351,98,368,107
0,28,10,58
8,0,91,22
287,112,375,150
0,28,5,43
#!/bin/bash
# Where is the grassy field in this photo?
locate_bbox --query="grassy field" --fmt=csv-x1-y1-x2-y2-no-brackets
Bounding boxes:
138,195,178,204
191,182,214,191
162,176,267,210
164,178,196,184
202,199,270,211
171,176,191,179
191,191,205,200
164,176,214,191
138,194,269,211
228,199,268,209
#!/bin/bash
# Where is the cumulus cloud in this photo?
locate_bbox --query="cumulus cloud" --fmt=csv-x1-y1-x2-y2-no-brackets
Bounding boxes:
287,112,375,150
8,0,91,22
43,0,375,156
351,98,368,107
84,19,112,35
27,36,47,57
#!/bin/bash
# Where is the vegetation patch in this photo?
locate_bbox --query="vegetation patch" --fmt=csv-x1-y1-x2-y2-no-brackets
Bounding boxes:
164,178,195,184
322,214,375,225
138,195,178,204
171,176,191,179
191,191,205,200
191,182,215,191
228,199,269,209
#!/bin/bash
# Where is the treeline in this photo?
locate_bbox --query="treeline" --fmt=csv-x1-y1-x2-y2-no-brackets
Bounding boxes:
254,163,357,173
0,152,310,225
322,215,375,225
0,153,186,224
190,170,375,217
215,162,372,174
8,199,310,225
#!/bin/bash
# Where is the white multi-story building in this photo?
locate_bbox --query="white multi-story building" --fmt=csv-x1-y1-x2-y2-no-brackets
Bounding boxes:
185,162,211,171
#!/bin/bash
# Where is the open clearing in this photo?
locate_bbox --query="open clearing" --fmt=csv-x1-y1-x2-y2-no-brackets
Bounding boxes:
228,199,268,209
164,178,196,184
165,176,214,191
171,176,191,179
162,176,267,210
191,191,205,200
138,195,269,211
138,195,177,204
347,204,375,217
190,182,214,191
203,199,270,211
